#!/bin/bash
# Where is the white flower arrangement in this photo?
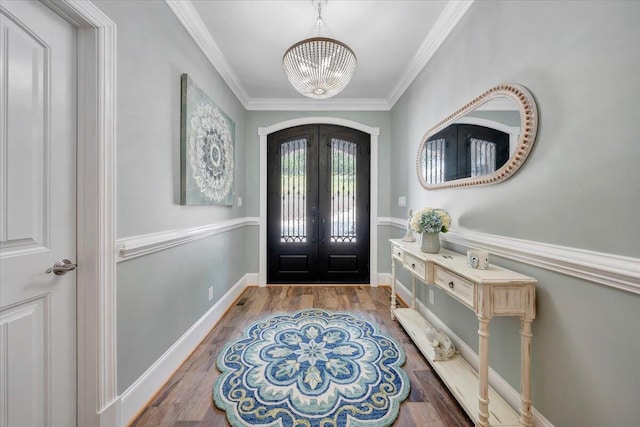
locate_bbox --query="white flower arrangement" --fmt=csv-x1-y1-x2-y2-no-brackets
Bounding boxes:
410,207,451,234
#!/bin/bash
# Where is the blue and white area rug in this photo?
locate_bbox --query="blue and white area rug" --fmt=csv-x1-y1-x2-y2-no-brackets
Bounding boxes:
213,309,410,427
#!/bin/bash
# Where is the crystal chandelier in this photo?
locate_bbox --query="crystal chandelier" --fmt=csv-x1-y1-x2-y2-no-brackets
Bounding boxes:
283,0,357,99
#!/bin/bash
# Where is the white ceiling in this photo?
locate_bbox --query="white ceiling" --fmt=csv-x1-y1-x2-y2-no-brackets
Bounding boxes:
168,0,474,110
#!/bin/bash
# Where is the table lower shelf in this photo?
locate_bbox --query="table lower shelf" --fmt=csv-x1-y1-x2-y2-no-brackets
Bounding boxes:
394,307,522,426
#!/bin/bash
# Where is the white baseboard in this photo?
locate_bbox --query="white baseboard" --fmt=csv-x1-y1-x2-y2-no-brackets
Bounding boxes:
119,274,250,426
394,279,554,427
99,398,121,427
377,272,392,286
246,273,259,285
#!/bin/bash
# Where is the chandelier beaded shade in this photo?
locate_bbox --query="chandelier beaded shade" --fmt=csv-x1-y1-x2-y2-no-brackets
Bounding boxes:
283,2,357,99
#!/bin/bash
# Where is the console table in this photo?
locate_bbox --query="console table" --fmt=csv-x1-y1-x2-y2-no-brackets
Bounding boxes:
389,239,536,427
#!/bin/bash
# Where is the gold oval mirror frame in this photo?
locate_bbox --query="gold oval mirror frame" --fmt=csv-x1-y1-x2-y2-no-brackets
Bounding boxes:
416,84,538,190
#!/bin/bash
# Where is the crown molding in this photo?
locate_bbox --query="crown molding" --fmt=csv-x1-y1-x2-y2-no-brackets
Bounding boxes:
165,0,250,107
245,97,390,111
167,0,473,111
386,0,474,108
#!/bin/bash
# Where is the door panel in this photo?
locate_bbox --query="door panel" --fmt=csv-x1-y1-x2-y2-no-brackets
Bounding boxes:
0,1,77,426
318,126,369,283
267,125,369,283
426,124,509,183
267,126,319,283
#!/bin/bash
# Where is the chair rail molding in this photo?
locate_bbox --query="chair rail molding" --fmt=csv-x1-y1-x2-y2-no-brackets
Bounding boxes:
259,118,380,287
116,217,260,262
380,218,640,295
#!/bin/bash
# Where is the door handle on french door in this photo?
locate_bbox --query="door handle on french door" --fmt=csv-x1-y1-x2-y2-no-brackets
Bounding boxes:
45,259,78,275
312,218,317,243
321,219,326,243
311,207,318,243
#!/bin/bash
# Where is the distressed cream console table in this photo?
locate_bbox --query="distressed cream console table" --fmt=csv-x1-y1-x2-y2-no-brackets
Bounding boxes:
389,239,536,427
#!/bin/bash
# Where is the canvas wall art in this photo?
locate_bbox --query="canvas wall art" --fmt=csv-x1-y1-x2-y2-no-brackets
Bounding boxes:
180,74,235,206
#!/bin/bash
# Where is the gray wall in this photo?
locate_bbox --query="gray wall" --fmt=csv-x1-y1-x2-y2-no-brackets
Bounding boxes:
91,0,249,393
390,1,640,426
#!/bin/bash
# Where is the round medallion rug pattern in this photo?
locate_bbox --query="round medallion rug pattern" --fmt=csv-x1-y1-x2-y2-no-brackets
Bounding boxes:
213,309,410,427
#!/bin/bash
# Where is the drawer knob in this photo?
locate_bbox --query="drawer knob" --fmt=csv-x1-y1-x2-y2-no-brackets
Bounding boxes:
412,263,416,269
448,281,455,289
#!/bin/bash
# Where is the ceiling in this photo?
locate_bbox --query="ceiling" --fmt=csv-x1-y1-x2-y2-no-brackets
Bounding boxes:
167,0,474,110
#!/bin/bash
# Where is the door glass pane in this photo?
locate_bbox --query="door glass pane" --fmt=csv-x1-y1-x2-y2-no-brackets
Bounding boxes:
330,138,356,242
470,137,496,177
281,139,307,242
424,138,445,184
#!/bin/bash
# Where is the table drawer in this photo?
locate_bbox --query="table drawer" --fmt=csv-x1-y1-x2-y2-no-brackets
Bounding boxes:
435,266,475,309
392,244,403,260
403,253,426,281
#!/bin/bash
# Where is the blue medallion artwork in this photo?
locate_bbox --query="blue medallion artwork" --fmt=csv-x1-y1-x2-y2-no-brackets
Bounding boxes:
180,73,235,206
214,309,410,427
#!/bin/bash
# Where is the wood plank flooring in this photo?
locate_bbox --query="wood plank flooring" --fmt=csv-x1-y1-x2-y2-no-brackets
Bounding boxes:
130,286,473,427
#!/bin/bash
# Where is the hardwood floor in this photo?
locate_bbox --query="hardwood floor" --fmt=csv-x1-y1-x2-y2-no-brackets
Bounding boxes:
130,286,473,427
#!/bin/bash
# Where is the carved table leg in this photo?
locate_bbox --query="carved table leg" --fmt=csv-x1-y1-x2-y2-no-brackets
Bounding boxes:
390,257,397,319
477,317,491,427
520,318,534,426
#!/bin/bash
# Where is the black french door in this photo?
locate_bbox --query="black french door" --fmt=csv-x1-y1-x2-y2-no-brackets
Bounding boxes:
425,124,510,182
267,125,370,283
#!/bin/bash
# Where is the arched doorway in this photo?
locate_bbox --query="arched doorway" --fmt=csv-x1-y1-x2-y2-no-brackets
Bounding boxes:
267,124,370,283
258,118,380,286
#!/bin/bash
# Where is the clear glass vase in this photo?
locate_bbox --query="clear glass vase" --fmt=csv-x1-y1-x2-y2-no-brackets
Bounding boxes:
420,232,441,253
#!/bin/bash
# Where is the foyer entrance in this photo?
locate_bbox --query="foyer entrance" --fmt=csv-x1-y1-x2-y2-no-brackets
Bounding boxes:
267,125,370,283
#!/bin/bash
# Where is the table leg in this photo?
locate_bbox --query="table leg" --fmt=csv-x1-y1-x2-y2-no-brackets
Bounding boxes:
411,276,416,309
477,317,490,427
520,318,533,426
390,258,397,319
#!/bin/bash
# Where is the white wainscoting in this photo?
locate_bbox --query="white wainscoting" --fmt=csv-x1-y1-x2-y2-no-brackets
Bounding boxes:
116,217,260,262
381,274,554,427
119,274,253,426
378,217,640,295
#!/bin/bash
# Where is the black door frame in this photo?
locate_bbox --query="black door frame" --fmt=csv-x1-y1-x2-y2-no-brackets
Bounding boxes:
266,125,370,283
258,119,380,287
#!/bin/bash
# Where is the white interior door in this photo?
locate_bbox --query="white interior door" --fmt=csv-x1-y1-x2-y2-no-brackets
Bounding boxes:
0,1,77,426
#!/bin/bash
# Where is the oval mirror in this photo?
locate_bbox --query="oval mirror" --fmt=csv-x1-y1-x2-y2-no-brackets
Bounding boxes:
417,84,538,189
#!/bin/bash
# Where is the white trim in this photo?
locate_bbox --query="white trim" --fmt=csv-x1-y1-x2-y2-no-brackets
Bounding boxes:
386,0,474,107
165,0,473,111
116,217,259,262
119,274,251,426
380,217,640,295
393,279,554,427
377,217,406,229
454,117,519,137
245,98,390,112
164,0,249,107
258,118,380,287
454,116,519,156
42,1,118,426
444,228,640,295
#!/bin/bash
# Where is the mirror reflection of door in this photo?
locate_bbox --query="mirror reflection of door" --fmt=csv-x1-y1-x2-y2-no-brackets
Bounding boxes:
424,124,509,184
267,125,370,283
